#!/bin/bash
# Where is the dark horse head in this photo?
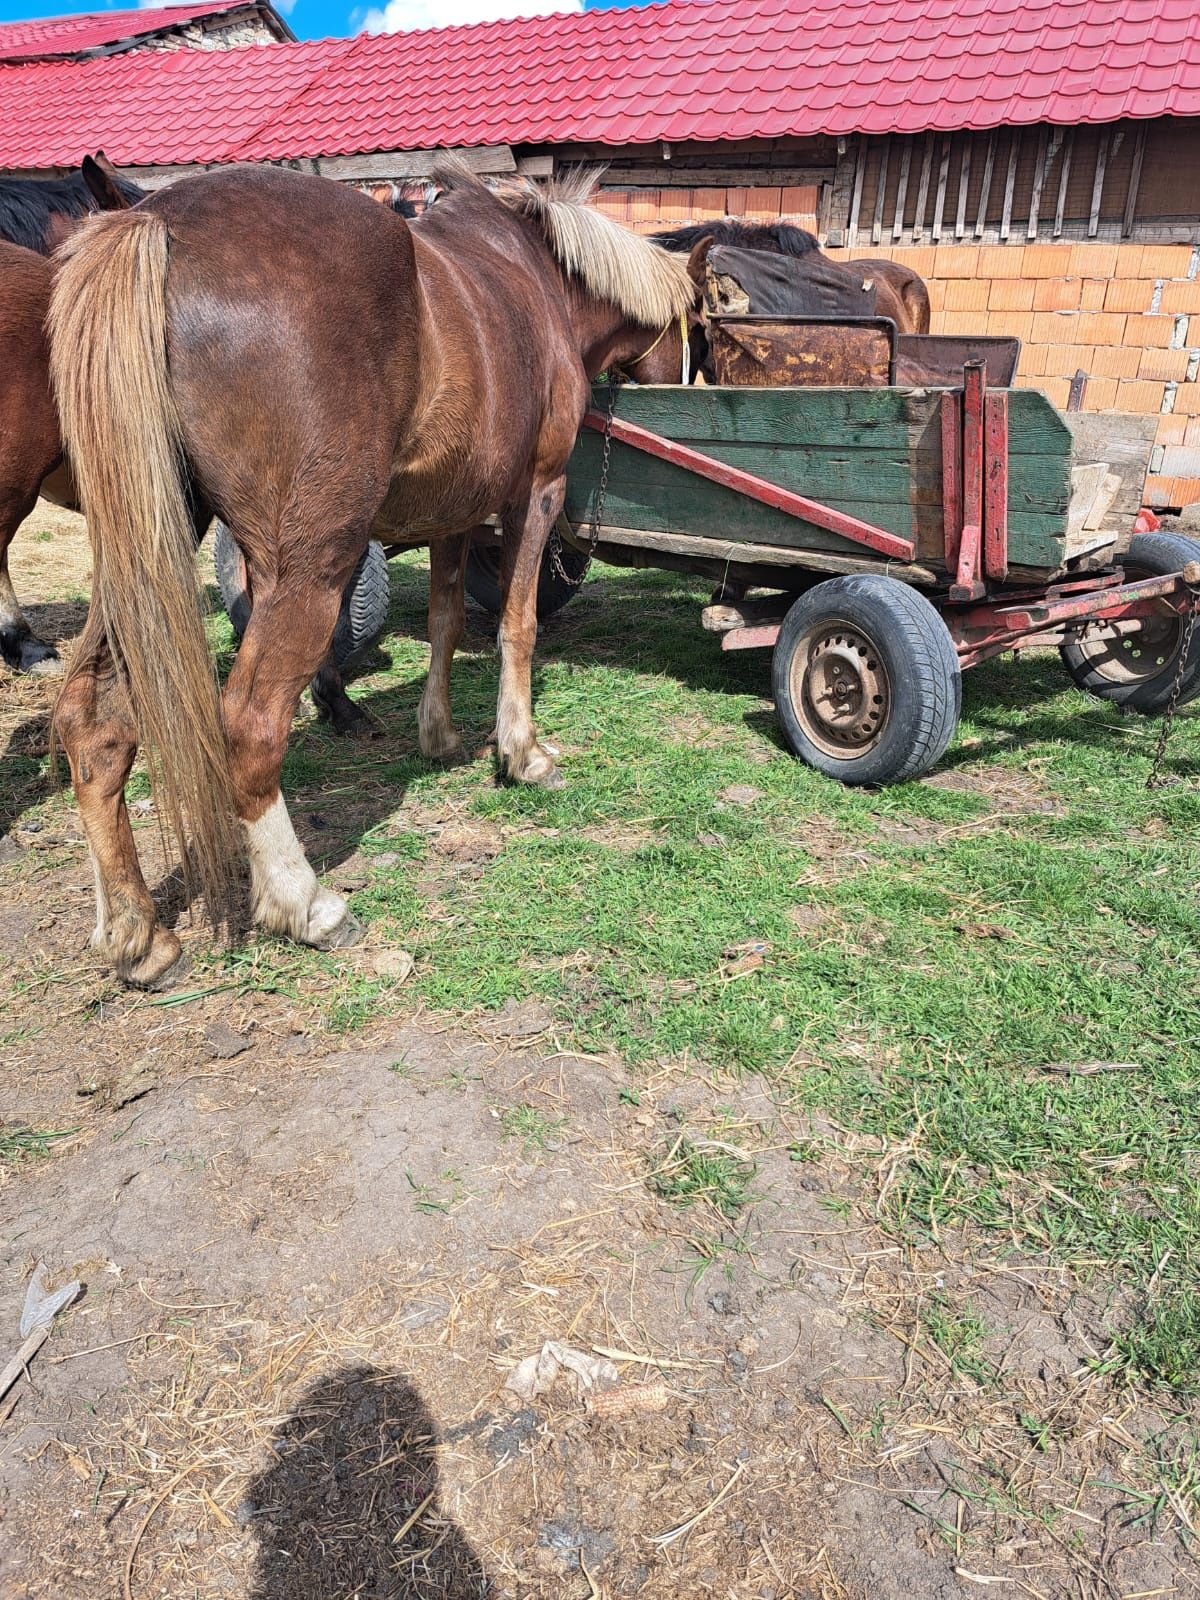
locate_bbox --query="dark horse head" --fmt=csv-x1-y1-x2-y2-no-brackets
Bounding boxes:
652,217,821,259
649,214,930,356
0,152,145,255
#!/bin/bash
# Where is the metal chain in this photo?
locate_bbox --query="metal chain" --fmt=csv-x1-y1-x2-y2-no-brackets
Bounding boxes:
1147,586,1200,790
548,380,620,589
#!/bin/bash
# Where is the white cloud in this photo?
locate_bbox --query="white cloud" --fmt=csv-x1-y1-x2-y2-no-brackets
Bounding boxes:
360,0,581,33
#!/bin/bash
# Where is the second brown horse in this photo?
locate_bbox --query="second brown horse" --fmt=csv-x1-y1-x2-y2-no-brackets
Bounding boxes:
49,163,704,986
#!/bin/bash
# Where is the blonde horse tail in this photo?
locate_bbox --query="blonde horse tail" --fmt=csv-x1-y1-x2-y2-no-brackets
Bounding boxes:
48,209,240,925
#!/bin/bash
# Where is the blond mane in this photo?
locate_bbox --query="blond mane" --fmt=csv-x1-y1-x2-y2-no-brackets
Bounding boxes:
431,161,696,329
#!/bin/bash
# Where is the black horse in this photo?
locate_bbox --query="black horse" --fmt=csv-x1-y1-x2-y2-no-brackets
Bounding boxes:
652,215,931,335
0,154,144,255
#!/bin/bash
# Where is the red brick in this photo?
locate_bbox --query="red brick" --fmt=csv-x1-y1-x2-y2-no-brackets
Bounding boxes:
976,244,1026,279
1144,475,1174,507
936,310,984,336
890,246,937,277
1185,417,1200,445
1173,384,1200,415
1156,414,1189,444
988,278,1036,311
932,244,979,277
987,311,1035,339
1139,246,1196,278
1115,379,1167,413
1076,311,1127,345
1068,243,1119,278
1022,244,1075,278
1139,348,1192,382
1079,280,1108,311
1038,376,1072,408
1042,343,1096,377
1104,279,1157,314
1081,376,1120,411
1030,311,1075,343
1088,346,1142,379
1018,345,1048,376
1125,315,1178,349
1175,478,1200,506
943,279,990,311
1159,280,1200,315
1033,279,1081,312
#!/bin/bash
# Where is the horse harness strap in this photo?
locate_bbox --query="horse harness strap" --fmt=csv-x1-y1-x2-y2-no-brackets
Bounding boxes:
627,312,691,384
548,381,620,590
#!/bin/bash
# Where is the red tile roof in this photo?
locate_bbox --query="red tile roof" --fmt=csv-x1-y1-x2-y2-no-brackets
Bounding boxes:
1,0,1198,172
0,0,256,63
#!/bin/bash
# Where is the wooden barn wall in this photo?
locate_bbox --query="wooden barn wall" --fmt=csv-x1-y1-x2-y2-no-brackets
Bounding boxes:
838,119,1200,248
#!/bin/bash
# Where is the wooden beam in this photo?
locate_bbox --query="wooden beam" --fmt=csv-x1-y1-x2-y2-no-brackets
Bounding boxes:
954,137,972,238
1122,123,1147,237
892,136,913,241
871,138,890,245
847,134,868,246
316,145,515,181
824,138,858,244
912,132,935,243
931,135,951,240
1088,127,1111,237
602,164,835,189
1027,127,1062,240
578,525,940,586
974,131,996,238
999,129,1020,240
1053,127,1075,237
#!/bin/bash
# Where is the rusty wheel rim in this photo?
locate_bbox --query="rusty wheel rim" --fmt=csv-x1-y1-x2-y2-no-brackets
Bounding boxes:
791,621,890,759
1074,606,1182,685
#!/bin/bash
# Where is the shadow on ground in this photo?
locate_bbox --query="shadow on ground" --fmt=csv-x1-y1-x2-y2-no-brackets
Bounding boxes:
246,1364,489,1600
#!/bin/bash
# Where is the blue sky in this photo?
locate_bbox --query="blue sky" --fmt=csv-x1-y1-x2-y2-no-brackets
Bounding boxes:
0,0,649,44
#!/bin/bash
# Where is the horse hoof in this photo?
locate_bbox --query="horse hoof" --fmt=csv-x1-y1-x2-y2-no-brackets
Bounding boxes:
119,929,187,991
316,912,363,952
431,739,470,768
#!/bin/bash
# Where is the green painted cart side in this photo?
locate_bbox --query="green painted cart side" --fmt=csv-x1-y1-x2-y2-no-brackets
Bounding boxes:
564,382,1074,578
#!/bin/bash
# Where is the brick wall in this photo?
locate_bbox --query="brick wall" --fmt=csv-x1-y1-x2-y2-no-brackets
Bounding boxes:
826,241,1200,508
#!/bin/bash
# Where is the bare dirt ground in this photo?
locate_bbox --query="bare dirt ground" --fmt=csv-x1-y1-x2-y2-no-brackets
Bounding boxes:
2,510,1197,1600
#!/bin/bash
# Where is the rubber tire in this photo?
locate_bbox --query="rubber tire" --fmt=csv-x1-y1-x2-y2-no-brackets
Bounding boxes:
213,522,390,667
1060,531,1200,714
772,574,962,786
464,541,590,620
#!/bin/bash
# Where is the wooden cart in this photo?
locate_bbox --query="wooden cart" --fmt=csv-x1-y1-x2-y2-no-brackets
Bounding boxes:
545,361,1200,785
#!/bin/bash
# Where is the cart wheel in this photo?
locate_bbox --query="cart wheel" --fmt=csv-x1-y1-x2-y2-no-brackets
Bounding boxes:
1061,532,1200,713
213,522,390,666
772,575,961,786
465,541,590,620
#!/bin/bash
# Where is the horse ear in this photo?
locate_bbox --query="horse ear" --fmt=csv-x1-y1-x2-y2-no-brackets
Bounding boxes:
685,233,715,286
81,154,131,213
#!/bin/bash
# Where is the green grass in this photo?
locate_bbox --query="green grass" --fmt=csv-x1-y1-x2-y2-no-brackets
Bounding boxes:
0,1125,78,1169
498,1104,567,1153
233,553,1200,1391
649,1132,757,1218
12,548,1200,1393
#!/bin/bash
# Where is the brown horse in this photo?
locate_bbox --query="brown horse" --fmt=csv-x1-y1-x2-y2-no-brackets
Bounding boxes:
0,159,141,673
49,163,704,987
652,218,931,336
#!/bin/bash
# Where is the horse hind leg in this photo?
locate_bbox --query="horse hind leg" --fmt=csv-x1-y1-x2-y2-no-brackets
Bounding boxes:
417,530,470,764
222,567,364,949
54,641,185,987
0,489,59,675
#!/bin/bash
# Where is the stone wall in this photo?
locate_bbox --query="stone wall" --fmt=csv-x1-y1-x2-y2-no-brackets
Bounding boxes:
140,13,277,52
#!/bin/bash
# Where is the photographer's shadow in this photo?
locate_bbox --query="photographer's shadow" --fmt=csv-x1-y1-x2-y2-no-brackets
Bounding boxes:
246,1364,489,1600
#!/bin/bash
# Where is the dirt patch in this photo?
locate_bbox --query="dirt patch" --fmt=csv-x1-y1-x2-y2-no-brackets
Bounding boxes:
2,1027,1195,1599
